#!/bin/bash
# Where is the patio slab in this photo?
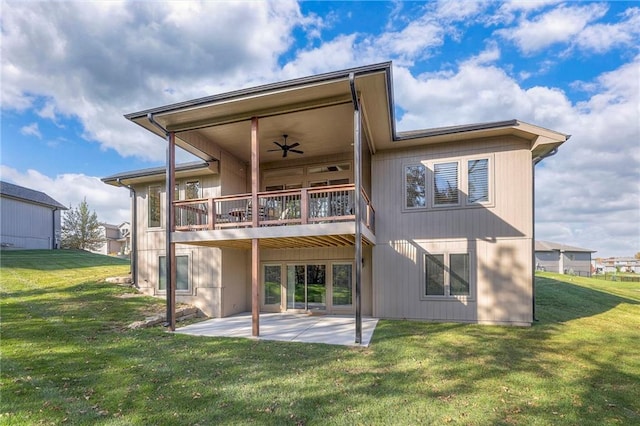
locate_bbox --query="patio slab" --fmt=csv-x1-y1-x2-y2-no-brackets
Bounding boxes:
174,312,378,347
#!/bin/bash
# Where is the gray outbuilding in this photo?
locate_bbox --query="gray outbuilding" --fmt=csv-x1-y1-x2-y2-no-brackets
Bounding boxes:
0,181,67,250
535,240,596,277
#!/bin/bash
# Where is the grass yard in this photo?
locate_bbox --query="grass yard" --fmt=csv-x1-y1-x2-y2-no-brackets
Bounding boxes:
1,252,639,425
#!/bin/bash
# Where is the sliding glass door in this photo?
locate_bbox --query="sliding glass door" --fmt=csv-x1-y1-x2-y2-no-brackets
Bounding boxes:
286,264,326,311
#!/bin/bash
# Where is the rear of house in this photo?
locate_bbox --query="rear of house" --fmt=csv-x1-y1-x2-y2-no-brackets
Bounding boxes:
103,62,568,330
0,181,67,250
535,241,595,277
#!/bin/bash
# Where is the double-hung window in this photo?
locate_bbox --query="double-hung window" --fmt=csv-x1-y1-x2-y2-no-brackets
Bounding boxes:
433,162,459,206
467,159,489,204
424,253,470,297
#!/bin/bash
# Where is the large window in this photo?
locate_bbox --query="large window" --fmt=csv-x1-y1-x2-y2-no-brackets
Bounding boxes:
403,156,491,210
332,264,352,306
425,253,470,297
405,164,426,208
149,186,161,228
158,255,189,291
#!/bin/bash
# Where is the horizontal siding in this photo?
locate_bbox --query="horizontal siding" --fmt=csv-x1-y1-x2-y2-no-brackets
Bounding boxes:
1,197,56,249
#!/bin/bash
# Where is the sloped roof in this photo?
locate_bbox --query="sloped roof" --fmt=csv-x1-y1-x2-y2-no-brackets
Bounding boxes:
102,161,214,186
0,181,67,210
535,240,596,253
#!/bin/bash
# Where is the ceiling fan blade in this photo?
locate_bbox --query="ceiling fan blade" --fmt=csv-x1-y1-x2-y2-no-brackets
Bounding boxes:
273,141,284,148
288,142,300,149
290,149,304,154
267,149,281,152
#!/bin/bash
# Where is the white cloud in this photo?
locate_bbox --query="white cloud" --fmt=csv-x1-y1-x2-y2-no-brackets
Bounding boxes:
0,166,130,226
574,7,640,53
1,0,305,161
391,54,640,256
20,122,42,139
496,3,609,54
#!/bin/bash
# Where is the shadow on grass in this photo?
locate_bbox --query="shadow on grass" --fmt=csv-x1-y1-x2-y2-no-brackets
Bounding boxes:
535,275,639,324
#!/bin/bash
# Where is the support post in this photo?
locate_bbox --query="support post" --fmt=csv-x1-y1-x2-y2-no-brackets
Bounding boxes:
350,73,363,344
251,117,260,337
166,131,176,331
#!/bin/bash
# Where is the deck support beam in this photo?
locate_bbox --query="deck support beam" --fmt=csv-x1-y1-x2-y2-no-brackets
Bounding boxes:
251,117,260,337
350,73,363,344
166,131,177,331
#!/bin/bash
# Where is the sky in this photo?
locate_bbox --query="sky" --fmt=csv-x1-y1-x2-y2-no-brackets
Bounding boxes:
1,0,638,257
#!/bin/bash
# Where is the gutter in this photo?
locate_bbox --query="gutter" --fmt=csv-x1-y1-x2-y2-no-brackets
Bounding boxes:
52,207,59,249
117,178,138,288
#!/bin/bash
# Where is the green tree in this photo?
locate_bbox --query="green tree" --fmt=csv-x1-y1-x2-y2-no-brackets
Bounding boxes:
61,199,105,251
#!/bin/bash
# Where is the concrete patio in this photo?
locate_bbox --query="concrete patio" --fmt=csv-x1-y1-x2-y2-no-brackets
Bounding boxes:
174,312,379,347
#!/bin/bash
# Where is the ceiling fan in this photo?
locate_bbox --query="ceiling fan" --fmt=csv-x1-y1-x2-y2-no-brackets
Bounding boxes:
268,134,304,158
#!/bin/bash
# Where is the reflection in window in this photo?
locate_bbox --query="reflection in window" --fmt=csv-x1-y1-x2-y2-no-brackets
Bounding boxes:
405,165,426,208
425,254,445,296
449,254,470,295
263,265,281,305
467,159,488,203
149,186,161,228
332,264,352,306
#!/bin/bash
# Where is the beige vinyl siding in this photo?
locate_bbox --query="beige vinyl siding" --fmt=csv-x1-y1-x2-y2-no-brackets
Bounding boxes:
372,136,534,325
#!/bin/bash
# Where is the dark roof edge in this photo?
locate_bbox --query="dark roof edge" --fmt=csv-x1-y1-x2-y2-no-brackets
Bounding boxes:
394,119,519,141
0,181,67,210
101,161,212,183
125,62,393,120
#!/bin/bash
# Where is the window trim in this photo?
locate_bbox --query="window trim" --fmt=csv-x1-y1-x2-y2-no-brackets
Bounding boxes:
148,185,162,229
403,163,427,209
402,154,494,212
421,251,474,301
432,160,461,208
157,254,192,295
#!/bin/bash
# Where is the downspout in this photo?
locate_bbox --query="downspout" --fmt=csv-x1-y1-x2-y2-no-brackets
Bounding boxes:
350,72,363,344
147,113,176,330
117,178,138,288
531,144,562,322
52,207,58,249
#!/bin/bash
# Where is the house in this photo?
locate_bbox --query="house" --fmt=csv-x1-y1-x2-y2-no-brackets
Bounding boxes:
535,241,596,277
103,62,568,337
90,222,131,256
0,180,67,250
597,257,640,274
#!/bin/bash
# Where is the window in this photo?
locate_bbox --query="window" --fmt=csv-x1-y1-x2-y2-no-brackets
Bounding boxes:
185,181,200,200
467,159,488,203
263,265,281,305
405,164,426,208
332,264,352,306
425,253,470,297
433,162,459,206
158,255,189,291
149,186,161,228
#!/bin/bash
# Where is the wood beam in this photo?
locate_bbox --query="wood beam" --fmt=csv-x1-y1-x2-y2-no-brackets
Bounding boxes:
251,117,260,337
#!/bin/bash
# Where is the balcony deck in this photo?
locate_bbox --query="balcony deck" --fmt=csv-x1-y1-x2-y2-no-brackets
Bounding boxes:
171,184,375,249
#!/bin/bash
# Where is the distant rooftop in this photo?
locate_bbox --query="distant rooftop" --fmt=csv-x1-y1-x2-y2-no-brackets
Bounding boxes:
535,240,596,253
0,181,67,210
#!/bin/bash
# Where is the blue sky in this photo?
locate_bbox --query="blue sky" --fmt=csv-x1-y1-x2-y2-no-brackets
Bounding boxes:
1,0,639,256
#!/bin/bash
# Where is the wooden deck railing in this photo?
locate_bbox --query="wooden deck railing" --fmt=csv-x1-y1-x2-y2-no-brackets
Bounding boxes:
173,184,375,233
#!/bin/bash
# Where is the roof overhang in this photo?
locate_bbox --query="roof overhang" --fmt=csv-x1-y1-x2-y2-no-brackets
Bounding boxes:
102,161,218,187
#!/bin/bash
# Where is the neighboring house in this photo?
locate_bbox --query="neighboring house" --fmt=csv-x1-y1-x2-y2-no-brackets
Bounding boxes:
0,181,67,250
535,241,596,277
103,62,568,334
596,257,640,274
90,222,131,256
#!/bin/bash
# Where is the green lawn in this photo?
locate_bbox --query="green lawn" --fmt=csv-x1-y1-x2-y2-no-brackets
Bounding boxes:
1,252,639,425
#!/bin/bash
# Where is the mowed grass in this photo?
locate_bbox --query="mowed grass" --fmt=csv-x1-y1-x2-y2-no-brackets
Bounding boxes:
1,252,639,425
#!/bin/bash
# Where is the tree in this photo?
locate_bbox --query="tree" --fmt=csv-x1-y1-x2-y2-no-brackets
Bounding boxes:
635,252,640,260
61,198,105,251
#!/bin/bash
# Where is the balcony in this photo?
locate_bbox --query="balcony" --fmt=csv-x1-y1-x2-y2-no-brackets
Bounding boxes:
173,184,375,234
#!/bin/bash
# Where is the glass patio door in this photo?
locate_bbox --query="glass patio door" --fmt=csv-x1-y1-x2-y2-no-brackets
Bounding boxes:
286,264,326,311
